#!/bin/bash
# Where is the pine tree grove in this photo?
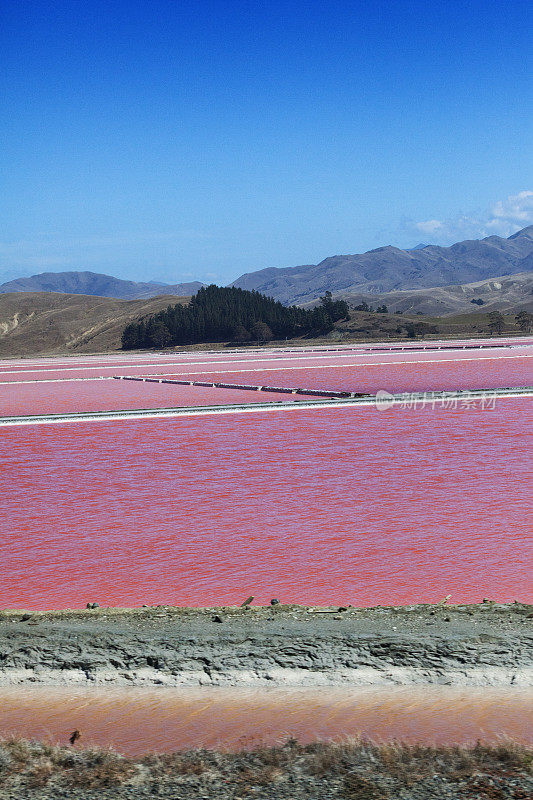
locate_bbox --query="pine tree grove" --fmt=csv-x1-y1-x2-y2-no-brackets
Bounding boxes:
121,285,349,349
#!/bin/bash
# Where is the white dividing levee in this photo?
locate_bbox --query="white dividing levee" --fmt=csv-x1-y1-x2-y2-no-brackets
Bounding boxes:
1,388,531,426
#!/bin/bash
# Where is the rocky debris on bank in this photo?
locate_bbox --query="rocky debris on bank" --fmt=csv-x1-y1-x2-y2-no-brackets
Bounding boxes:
0,737,531,800
0,603,531,687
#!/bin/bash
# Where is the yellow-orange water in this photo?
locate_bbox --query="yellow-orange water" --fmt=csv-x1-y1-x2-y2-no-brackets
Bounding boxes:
0,687,531,754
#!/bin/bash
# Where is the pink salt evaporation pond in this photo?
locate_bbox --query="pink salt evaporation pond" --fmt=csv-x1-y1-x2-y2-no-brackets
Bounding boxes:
0,379,304,416
1,400,531,609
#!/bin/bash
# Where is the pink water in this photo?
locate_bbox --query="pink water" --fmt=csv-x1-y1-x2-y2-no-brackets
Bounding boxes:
1,345,532,749
2,344,531,386
1,400,531,609
154,353,533,395
0,379,300,416
2,348,531,417
1,687,531,753
0,350,415,382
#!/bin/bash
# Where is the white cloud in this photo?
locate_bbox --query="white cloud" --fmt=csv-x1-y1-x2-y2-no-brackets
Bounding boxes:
412,190,533,244
414,219,445,235
487,190,533,230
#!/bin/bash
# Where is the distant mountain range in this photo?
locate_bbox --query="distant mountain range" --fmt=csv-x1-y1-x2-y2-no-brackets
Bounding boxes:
0,271,205,300
232,225,533,305
2,225,533,309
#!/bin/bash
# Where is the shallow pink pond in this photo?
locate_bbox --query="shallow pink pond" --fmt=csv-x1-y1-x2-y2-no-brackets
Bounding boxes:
0,379,298,416
1,400,531,609
158,351,533,394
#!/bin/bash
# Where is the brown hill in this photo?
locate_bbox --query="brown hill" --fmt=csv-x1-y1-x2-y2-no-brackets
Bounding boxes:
0,292,190,358
333,271,533,316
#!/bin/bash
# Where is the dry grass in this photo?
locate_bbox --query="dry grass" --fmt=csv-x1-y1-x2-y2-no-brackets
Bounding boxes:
0,291,190,358
141,751,208,777
0,736,531,798
0,737,135,789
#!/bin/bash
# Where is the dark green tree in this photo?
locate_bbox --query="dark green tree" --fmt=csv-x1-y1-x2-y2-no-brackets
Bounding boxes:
515,311,533,333
232,324,251,341
148,320,172,348
404,321,438,339
121,285,324,349
488,311,505,335
319,290,350,321
121,323,141,350
251,321,274,341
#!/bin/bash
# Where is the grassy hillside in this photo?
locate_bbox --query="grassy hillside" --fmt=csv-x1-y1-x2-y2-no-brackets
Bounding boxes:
0,292,190,358
0,291,529,359
333,308,530,342
336,271,533,316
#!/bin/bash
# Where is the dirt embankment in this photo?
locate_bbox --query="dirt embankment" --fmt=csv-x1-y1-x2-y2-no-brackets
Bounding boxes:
0,603,531,688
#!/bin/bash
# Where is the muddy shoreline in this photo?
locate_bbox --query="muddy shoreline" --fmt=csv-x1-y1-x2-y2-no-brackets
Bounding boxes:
0,603,531,688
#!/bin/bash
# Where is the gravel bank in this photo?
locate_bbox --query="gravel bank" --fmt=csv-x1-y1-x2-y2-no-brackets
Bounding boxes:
0,602,531,687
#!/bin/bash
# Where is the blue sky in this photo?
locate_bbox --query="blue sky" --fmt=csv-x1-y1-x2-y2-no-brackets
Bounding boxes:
1,0,532,285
